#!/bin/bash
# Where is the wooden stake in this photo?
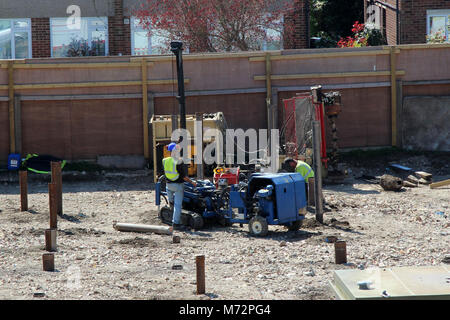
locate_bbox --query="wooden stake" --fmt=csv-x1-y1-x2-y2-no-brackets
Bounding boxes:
196,255,205,295
430,179,450,189
49,183,58,229
19,170,28,212
45,229,57,252
51,162,62,216
42,253,54,271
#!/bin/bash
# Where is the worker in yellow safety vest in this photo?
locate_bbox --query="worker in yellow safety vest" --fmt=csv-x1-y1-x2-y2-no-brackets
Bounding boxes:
282,157,315,204
283,157,315,182
163,142,197,230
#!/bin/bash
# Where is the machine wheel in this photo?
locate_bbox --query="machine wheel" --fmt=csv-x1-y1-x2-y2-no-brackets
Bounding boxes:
287,219,303,231
248,216,268,237
189,213,204,230
158,206,173,225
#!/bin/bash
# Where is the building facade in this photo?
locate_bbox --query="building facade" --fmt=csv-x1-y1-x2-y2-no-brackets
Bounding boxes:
364,0,450,45
0,0,310,60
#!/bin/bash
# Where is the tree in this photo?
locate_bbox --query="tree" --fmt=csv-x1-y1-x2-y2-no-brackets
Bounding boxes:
133,0,295,53
310,0,364,46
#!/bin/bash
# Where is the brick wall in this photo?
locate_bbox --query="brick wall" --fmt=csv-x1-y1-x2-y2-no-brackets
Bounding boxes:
364,0,450,45
284,0,310,49
108,0,131,56
31,18,51,58
400,0,450,44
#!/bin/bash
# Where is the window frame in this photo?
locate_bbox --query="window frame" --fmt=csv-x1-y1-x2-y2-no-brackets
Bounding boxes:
0,18,32,59
49,17,109,58
426,10,450,43
130,17,152,56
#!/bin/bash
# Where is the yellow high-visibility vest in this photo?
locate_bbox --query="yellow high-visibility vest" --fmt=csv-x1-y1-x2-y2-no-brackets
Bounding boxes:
295,161,314,181
163,157,179,181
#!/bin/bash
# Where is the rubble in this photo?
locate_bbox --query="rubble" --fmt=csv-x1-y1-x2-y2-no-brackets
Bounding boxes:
0,153,448,300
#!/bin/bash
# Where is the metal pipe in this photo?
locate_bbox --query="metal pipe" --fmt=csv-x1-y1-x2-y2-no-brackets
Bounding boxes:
113,222,173,235
51,162,63,216
19,170,28,212
312,120,323,223
334,240,347,264
170,41,186,130
45,229,57,252
42,253,55,271
196,255,206,295
48,183,58,229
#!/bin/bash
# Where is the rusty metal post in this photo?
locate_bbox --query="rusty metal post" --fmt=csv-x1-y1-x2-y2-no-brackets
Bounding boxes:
195,112,204,180
19,170,28,211
51,162,62,216
172,235,180,244
42,253,54,271
45,229,57,252
313,121,324,223
49,183,58,229
308,178,315,206
196,255,205,295
334,240,347,264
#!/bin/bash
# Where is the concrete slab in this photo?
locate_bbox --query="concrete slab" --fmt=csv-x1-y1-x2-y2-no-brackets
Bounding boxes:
330,265,450,300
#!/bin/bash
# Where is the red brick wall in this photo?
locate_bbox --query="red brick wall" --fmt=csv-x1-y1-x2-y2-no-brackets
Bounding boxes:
365,0,450,45
108,0,131,56
400,0,450,44
284,0,310,49
31,18,51,58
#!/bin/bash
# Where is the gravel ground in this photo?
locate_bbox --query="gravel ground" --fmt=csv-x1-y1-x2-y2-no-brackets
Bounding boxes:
0,157,449,300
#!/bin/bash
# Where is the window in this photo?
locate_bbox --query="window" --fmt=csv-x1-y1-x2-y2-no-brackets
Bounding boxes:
131,17,171,55
262,26,283,51
427,10,450,43
50,17,108,57
0,19,32,59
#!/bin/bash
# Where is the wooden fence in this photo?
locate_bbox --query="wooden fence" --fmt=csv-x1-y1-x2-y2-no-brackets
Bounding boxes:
1,43,449,163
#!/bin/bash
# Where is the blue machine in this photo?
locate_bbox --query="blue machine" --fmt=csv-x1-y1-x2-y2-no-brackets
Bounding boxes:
155,172,307,236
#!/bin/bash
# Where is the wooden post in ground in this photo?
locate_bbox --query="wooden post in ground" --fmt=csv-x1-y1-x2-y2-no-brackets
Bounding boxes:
49,183,58,229
51,162,62,216
45,229,57,252
19,170,28,211
196,255,205,295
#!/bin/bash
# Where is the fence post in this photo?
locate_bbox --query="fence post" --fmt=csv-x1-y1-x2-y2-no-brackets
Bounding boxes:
142,59,150,160
8,61,15,154
390,46,398,147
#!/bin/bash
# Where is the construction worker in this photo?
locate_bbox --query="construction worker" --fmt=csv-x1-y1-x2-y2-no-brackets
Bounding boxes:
163,142,197,230
282,157,315,182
